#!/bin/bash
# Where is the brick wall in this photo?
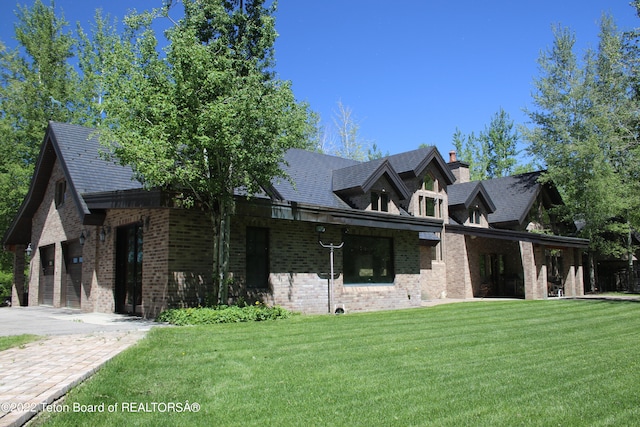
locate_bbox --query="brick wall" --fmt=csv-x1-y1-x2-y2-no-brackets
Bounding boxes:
420,245,447,300
11,245,26,306
444,233,469,298
229,215,423,314
27,159,83,308
96,208,171,318
166,209,214,311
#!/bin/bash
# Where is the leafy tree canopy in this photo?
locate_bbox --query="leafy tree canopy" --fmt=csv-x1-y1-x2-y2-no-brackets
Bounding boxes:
97,0,312,302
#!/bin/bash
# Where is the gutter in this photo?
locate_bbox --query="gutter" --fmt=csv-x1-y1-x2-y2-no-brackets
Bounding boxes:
235,198,444,233
446,223,589,249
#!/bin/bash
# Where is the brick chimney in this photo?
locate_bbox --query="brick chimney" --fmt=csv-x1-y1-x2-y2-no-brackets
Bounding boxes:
447,150,470,183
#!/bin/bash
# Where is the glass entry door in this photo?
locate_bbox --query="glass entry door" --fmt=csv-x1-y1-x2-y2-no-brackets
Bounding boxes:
115,224,143,315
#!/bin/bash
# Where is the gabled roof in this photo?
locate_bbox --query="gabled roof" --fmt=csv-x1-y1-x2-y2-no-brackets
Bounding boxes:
272,149,359,209
448,171,553,227
448,181,496,213
3,122,141,246
386,146,456,185
332,158,412,200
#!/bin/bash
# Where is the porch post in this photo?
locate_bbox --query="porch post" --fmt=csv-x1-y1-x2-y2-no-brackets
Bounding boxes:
534,245,548,300
574,250,585,296
519,241,536,300
562,249,576,297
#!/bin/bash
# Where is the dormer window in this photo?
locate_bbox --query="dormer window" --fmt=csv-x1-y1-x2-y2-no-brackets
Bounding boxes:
422,174,438,192
371,192,389,212
469,207,482,225
55,180,66,208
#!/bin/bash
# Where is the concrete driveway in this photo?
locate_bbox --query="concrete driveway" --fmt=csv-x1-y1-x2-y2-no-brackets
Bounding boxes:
0,306,158,337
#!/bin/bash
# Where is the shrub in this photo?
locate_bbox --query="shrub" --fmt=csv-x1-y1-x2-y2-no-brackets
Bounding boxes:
156,302,293,325
0,270,12,299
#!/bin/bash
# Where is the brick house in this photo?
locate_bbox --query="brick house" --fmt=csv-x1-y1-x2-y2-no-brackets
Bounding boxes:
2,122,588,317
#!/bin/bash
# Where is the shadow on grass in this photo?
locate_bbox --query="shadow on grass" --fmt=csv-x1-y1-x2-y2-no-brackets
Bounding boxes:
574,296,640,304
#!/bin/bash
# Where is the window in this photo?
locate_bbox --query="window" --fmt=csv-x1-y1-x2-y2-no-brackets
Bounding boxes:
423,174,437,192
418,197,441,218
426,198,436,217
380,193,389,212
469,208,481,224
344,235,395,284
55,180,66,208
371,192,389,212
246,227,269,289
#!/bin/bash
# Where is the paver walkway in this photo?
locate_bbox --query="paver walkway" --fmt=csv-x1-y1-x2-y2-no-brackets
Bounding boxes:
0,330,146,426
0,306,161,427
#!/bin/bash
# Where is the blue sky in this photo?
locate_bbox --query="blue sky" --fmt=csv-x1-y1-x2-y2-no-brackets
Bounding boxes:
1,1,639,159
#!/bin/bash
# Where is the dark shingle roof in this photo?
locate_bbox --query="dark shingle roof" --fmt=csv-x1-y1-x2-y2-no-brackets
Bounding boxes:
449,172,543,226
386,146,456,184
332,158,411,200
448,181,496,213
3,122,142,245
273,149,360,209
49,122,141,195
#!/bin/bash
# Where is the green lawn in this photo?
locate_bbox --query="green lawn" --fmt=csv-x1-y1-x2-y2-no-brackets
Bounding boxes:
0,334,41,351
37,300,640,426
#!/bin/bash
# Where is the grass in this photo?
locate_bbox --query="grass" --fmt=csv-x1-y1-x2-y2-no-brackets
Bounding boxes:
0,334,41,351
36,299,640,426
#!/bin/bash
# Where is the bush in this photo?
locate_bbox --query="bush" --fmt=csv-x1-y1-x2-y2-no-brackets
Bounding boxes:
0,270,12,299
156,302,293,325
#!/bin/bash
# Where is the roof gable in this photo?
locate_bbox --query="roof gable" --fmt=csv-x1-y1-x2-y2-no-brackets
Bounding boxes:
3,122,141,246
449,171,549,228
332,158,411,200
386,146,456,185
448,181,496,213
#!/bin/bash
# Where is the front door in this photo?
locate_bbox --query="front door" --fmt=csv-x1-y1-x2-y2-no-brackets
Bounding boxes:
115,224,143,315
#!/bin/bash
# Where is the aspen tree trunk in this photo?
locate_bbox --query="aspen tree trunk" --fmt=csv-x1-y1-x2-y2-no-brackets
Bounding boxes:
212,197,233,305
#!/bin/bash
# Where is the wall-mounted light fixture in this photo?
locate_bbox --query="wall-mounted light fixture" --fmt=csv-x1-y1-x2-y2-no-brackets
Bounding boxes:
99,226,111,242
79,230,88,246
140,215,151,230
25,243,32,258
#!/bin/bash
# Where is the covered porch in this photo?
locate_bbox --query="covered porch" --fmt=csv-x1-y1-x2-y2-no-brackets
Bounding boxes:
444,225,589,300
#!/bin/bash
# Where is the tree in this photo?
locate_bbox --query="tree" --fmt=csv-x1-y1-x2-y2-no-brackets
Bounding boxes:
451,108,527,181
452,127,487,180
481,107,519,178
0,0,80,271
75,11,120,127
523,18,640,292
332,100,368,161
98,0,310,304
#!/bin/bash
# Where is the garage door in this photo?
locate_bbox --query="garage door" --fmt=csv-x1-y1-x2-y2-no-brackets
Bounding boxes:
39,245,54,306
64,241,82,309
